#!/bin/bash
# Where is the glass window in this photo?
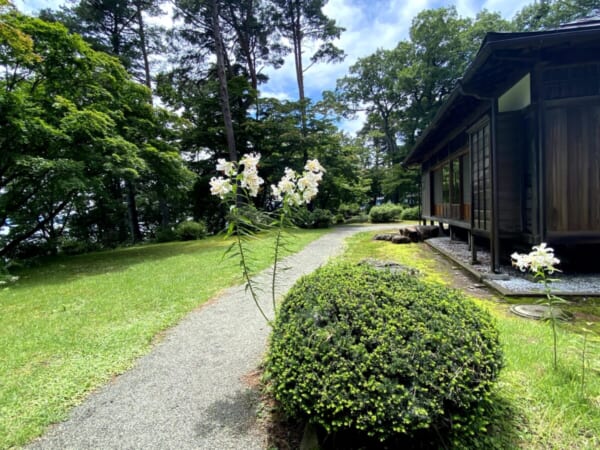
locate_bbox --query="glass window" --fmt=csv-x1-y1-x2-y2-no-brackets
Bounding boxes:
442,164,450,203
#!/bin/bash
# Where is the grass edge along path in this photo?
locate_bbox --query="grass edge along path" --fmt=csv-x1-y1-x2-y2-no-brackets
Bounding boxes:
341,231,600,449
0,228,328,449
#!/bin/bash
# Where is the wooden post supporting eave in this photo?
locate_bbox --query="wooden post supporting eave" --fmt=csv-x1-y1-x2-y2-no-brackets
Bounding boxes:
490,99,501,273
534,63,547,244
470,131,478,264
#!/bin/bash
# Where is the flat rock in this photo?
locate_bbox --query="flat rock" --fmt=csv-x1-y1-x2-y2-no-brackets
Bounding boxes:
373,233,394,241
391,235,411,244
359,258,420,276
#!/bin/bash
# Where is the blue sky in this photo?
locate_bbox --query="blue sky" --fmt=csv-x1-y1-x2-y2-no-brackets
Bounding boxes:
14,0,532,133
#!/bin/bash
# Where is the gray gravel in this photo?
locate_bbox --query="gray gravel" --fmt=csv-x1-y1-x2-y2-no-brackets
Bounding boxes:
27,224,391,450
428,236,600,295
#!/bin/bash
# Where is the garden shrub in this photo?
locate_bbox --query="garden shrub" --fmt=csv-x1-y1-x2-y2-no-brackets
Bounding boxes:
333,213,345,225
369,202,403,223
59,238,100,255
338,202,361,219
266,262,503,442
400,205,420,221
309,208,333,228
154,227,178,243
294,208,333,229
344,214,369,224
175,220,207,241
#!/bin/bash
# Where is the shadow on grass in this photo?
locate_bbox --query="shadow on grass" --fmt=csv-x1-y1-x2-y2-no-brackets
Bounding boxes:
268,392,524,450
8,237,233,289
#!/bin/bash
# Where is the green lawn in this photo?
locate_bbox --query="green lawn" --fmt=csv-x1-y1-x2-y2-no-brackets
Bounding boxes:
342,232,600,449
0,229,328,449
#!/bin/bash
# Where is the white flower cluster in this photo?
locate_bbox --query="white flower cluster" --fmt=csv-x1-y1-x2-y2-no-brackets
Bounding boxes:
511,243,560,274
271,159,325,206
209,153,265,199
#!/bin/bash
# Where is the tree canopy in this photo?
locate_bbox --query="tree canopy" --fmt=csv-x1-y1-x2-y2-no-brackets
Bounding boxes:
2,0,598,260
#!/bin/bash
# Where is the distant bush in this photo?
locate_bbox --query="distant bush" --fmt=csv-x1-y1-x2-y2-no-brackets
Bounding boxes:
295,208,333,229
338,203,361,219
154,227,178,243
266,262,503,443
344,214,369,224
175,220,207,241
333,213,345,225
400,205,420,221
369,203,403,223
59,238,100,255
310,209,333,228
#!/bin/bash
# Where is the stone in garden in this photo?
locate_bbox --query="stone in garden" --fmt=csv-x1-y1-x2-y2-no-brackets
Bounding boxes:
400,226,419,241
509,304,573,321
391,235,411,244
416,225,439,240
373,233,394,241
359,258,420,276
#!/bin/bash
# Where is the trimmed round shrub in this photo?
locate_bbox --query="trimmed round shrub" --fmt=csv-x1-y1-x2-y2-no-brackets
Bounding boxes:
400,205,420,221
175,220,207,241
266,262,502,442
369,202,403,223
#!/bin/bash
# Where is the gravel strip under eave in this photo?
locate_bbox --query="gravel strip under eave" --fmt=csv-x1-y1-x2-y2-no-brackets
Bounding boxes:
427,236,600,296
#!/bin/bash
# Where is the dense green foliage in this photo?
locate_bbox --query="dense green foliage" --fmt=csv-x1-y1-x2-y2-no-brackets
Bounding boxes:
3,0,598,260
368,203,403,223
400,205,420,220
175,220,207,241
0,10,192,258
266,262,503,441
337,202,361,219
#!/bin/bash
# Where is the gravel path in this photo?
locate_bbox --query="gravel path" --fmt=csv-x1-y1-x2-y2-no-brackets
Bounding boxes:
28,224,392,450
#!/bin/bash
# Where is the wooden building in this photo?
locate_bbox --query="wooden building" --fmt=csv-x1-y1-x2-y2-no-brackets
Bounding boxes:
404,20,600,272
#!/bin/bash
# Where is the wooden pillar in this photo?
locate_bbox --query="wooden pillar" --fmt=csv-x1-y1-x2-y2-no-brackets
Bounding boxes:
470,231,478,264
490,99,500,273
534,63,547,243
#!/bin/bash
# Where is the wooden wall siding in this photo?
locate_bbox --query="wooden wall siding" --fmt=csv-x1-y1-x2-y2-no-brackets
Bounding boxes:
545,103,600,232
470,123,491,231
422,172,431,216
496,112,524,233
462,204,471,222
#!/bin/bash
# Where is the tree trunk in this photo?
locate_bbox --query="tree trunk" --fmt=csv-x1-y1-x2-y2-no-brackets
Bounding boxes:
135,1,152,92
211,0,237,162
126,180,143,242
291,1,308,161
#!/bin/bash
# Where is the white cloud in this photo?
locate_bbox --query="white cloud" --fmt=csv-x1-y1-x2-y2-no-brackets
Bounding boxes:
482,0,531,19
14,0,64,13
455,0,478,17
338,110,367,135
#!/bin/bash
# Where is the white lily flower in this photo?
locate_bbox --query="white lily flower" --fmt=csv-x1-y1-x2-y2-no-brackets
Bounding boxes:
209,176,233,199
304,159,325,173
239,153,261,171
216,158,236,177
